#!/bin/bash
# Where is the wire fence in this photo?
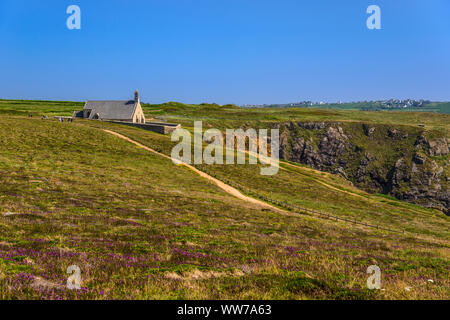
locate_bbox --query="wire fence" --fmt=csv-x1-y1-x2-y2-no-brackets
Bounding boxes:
198,166,405,235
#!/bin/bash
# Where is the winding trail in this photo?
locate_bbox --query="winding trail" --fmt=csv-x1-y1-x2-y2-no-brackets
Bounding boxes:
103,129,291,216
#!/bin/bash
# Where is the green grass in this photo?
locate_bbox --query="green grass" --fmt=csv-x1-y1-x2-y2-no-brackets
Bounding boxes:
86,120,447,237
1,99,447,132
140,101,449,134
0,100,448,300
282,101,450,114
0,99,83,117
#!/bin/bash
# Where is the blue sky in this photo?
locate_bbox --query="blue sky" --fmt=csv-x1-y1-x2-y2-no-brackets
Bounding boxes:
0,0,449,104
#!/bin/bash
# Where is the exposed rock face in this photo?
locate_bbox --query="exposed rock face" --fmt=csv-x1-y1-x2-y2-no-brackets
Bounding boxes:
430,139,449,156
413,152,426,165
289,137,322,169
416,136,449,156
390,158,447,212
281,124,349,170
277,122,449,215
298,122,327,130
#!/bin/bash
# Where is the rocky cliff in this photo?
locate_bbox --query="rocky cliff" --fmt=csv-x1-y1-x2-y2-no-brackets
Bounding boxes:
274,122,449,215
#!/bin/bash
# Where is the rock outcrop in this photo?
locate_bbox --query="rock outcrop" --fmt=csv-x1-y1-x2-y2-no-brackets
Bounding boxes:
276,122,449,215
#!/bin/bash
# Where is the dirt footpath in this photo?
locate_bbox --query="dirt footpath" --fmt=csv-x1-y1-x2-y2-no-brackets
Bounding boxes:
103,129,291,216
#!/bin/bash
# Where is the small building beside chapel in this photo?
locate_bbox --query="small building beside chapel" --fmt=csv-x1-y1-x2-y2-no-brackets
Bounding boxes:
74,90,146,123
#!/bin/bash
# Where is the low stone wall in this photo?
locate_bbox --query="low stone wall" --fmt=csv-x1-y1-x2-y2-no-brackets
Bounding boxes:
108,121,181,134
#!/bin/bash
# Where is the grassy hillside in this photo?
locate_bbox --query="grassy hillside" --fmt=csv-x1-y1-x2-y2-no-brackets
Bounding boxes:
1,99,447,133
0,115,448,299
0,99,83,117
86,120,448,237
137,102,449,214
243,102,450,114
141,102,449,134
